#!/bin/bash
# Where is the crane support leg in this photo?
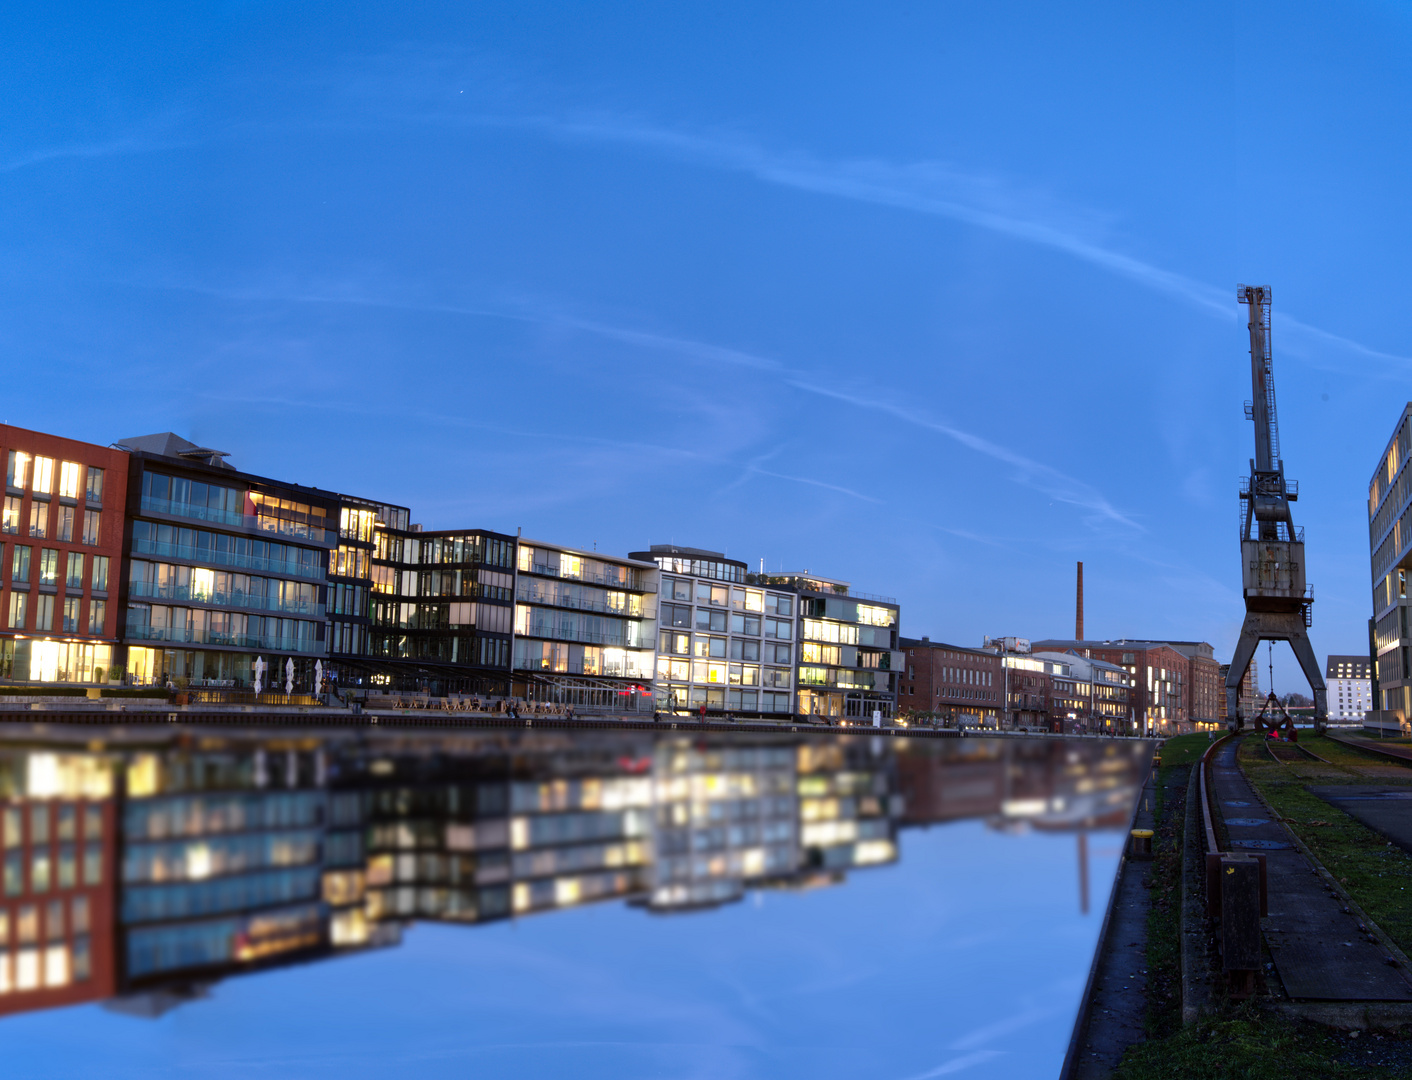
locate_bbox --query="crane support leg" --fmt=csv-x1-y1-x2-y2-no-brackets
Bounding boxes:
1224,611,1328,734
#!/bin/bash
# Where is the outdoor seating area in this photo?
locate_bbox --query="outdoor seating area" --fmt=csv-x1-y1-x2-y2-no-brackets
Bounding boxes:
359,693,597,718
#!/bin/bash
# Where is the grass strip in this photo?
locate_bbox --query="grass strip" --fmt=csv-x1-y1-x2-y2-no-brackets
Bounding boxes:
1115,1006,1408,1079
1238,738,1412,959
1303,735,1412,770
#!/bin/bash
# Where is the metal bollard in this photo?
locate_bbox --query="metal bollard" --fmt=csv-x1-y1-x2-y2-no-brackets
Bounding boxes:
1129,828,1154,858
1220,853,1263,996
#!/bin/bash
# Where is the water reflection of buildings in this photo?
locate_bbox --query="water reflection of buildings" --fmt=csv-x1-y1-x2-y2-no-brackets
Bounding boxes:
0,729,1146,1020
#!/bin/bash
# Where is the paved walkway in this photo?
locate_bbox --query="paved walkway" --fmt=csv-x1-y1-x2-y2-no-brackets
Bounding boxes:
1309,786,1412,855
1211,737,1412,1001
1329,734,1412,765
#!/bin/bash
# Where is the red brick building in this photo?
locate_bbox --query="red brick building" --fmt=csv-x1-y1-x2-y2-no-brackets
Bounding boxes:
897,637,1002,726
1032,639,1198,734
0,425,128,685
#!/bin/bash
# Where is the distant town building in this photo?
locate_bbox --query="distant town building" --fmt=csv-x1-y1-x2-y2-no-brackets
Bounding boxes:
1368,405,1412,722
1031,639,1196,734
1218,661,1261,719
1031,650,1134,735
896,637,1001,727
1326,655,1372,723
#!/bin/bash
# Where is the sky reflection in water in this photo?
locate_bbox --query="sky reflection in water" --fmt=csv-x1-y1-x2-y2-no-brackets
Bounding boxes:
0,730,1145,1080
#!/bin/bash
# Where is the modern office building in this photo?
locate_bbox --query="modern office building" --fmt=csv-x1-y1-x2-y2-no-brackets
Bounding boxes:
349,510,517,695
0,425,128,685
766,570,901,723
1326,655,1373,723
115,433,338,691
631,546,797,719
515,540,658,712
1369,405,1412,722
896,637,1001,726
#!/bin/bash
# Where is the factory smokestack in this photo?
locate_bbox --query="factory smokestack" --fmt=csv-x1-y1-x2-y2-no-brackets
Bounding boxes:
1076,561,1084,641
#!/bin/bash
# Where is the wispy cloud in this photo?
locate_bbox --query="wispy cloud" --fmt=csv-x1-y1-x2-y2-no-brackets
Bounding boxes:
898,1049,1006,1079
469,111,1411,369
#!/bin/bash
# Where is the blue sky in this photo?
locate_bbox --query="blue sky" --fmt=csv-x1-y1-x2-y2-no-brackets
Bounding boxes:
3,2,1410,687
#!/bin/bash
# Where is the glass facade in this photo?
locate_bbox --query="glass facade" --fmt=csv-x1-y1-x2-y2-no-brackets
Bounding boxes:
117,447,336,691
514,542,658,711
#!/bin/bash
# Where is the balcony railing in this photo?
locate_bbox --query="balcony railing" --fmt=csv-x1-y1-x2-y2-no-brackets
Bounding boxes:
515,657,651,679
124,623,324,654
515,585,646,617
516,622,648,648
522,562,657,593
140,496,335,545
132,537,326,582
127,579,326,619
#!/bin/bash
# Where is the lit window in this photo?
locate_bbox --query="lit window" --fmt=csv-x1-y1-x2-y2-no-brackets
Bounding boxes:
62,598,80,633
91,556,108,592
28,501,48,539
7,593,26,630
0,497,18,535
43,944,67,987
82,843,101,885
15,949,37,991
81,510,99,546
87,600,106,635
5,451,29,490
84,467,103,505
38,549,57,585
57,462,79,500
31,458,53,495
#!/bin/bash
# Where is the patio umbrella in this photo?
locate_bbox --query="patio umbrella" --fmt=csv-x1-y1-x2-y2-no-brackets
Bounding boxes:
285,657,295,694
315,659,324,693
253,656,265,694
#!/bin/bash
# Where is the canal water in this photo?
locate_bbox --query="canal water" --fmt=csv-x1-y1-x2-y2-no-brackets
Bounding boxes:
0,727,1147,1079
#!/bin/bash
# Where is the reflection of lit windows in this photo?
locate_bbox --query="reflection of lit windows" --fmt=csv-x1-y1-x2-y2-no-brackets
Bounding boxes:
55,506,74,542
28,500,48,539
38,548,57,585
91,556,109,592
81,510,100,546
87,600,106,635
0,497,18,534
85,466,103,505
62,597,80,633
65,552,83,588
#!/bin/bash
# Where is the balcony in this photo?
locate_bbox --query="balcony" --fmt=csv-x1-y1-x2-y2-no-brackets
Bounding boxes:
516,621,647,648
522,562,657,593
132,536,326,582
515,584,645,617
127,579,326,619
140,495,335,546
124,623,324,654
515,657,651,679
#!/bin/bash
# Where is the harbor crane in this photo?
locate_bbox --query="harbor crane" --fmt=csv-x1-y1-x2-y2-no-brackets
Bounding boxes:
1223,285,1328,732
